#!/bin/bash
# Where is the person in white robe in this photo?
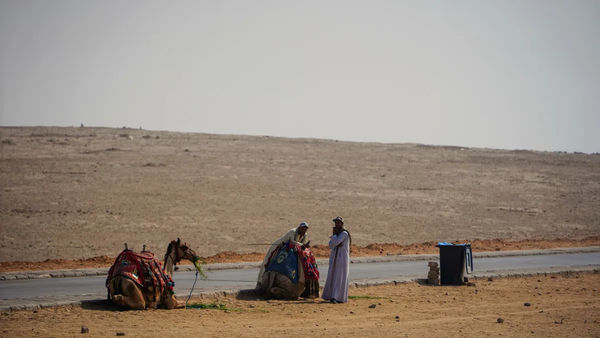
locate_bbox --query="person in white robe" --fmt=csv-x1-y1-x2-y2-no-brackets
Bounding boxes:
256,222,310,289
322,216,350,303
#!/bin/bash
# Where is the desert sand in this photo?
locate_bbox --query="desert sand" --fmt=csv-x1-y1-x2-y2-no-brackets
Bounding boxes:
1,126,599,336
1,272,598,337
1,126,599,265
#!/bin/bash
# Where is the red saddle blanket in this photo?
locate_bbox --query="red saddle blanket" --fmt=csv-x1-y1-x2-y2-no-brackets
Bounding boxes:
300,247,319,281
106,249,172,293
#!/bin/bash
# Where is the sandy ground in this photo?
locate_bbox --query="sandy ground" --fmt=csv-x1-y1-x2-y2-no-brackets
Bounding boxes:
1,272,598,337
1,126,599,265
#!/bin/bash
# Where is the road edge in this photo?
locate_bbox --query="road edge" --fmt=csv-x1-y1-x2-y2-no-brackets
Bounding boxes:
2,246,599,281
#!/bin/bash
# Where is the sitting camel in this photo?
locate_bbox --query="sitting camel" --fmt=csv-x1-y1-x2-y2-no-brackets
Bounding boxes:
260,242,319,300
106,239,205,310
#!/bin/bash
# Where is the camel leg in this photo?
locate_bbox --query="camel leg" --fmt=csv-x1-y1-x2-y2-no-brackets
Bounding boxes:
265,273,306,300
163,293,185,309
268,286,287,299
145,286,159,309
172,295,185,309
109,277,146,310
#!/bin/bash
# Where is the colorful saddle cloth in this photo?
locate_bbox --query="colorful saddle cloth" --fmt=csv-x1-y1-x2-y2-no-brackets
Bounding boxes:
266,241,320,284
106,249,173,294
267,242,300,284
299,247,319,281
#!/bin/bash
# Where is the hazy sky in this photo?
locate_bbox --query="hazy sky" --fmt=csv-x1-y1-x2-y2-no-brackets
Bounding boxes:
1,0,599,153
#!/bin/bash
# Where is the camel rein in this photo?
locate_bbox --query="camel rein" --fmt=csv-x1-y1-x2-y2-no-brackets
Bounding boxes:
185,270,199,308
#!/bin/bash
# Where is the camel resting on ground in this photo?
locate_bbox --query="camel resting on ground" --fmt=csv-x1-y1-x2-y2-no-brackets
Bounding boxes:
260,242,319,300
106,239,205,309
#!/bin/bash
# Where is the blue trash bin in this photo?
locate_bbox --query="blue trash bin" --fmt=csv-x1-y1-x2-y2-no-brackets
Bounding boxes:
436,242,473,285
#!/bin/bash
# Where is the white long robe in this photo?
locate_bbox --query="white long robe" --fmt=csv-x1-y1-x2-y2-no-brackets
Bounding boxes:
321,230,350,303
256,227,308,287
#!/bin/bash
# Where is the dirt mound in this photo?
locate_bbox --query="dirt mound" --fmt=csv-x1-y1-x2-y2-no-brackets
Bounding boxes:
1,237,598,273
201,251,264,264
0,256,115,272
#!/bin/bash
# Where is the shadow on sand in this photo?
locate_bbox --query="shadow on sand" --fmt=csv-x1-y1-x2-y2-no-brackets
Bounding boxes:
235,288,322,304
80,299,121,311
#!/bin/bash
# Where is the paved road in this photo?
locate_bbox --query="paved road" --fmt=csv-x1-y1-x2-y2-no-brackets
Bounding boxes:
1,249,598,311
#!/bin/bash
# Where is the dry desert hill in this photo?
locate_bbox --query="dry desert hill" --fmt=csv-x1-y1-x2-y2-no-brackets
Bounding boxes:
0,126,599,263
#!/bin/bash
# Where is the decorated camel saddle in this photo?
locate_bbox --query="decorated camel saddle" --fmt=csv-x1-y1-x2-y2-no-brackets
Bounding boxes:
106,248,175,308
107,249,173,292
261,241,320,299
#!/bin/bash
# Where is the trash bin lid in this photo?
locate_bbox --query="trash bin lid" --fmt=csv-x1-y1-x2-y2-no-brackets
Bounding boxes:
436,242,470,247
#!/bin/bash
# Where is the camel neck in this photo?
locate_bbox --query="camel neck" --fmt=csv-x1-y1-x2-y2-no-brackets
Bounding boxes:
164,253,176,276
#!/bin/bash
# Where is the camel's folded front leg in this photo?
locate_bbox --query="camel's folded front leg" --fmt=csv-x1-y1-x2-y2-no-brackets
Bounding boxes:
163,293,185,309
109,277,146,310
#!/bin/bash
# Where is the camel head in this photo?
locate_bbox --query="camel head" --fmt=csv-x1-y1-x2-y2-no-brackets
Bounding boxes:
165,238,199,264
164,238,206,278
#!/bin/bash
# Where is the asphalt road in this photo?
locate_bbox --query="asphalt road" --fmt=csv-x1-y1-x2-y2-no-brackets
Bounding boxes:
1,249,599,311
